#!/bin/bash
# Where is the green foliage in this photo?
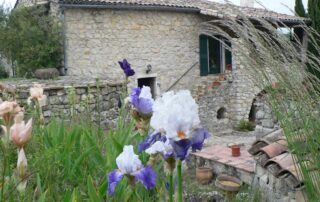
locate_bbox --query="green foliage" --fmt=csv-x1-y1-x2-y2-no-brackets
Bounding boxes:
308,0,320,32
307,0,320,79
295,0,306,17
237,119,255,132
202,5,320,198
0,63,9,79
0,107,165,201
0,5,62,77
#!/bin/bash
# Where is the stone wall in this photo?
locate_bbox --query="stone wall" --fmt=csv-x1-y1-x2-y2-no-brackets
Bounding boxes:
5,77,123,129
253,164,305,202
195,37,286,132
64,9,211,93
252,93,278,129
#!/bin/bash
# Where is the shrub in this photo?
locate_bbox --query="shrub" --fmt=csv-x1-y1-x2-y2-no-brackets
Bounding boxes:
238,119,255,132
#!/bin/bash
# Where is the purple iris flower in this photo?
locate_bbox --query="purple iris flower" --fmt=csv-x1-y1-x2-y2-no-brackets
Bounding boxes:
190,129,209,152
119,59,135,77
108,145,156,196
130,86,154,114
172,129,209,160
140,129,209,161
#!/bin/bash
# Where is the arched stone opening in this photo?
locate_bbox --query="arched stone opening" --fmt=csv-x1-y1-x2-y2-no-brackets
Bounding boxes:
249,99,257,122
217,107,227,119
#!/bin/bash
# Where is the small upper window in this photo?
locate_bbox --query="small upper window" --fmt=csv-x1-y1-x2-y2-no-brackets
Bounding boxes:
199,35,232,76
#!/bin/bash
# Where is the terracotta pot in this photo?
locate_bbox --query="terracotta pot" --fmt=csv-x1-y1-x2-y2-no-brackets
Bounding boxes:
196,167,213,185
231,145,241,157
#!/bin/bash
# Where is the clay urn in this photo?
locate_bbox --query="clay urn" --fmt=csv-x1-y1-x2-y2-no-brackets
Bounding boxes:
196,167,213,185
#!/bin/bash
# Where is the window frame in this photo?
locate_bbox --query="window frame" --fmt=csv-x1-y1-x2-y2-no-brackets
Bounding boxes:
199,35,234,76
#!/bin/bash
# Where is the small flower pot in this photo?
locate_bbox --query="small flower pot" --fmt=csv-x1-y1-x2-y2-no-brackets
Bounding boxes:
196,167,213,185
230,145,241,157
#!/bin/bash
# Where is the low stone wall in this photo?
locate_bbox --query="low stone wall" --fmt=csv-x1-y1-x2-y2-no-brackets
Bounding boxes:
253,164,305,202
4,77,123,129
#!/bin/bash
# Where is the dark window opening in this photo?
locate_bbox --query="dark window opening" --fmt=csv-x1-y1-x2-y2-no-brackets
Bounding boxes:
208,37,221,74
137,77,156,98
225,41,232,71
217,107,227,119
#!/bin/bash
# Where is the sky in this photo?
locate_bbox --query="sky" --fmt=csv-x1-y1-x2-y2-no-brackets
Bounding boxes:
0,0,309,15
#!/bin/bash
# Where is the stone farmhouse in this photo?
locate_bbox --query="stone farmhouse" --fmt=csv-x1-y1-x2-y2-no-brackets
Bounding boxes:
15,0,309,132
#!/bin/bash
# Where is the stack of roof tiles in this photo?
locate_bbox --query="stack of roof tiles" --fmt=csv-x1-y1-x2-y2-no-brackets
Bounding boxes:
249,129,304,190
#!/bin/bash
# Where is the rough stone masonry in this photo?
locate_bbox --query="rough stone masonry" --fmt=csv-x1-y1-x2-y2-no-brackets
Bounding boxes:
4,77,123,129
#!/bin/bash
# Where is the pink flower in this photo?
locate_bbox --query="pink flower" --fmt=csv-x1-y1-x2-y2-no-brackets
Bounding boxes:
10,113,32,148
28,84,47,107
0,101,23,126
17,148,28,178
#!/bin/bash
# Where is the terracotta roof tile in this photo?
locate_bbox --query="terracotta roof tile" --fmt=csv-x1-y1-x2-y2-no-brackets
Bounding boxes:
249,132,304,185
259,139,288,159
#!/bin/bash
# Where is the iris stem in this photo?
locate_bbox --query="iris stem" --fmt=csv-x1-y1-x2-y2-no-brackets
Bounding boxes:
0,140,7,201
177,160,183,202
169,172,174,202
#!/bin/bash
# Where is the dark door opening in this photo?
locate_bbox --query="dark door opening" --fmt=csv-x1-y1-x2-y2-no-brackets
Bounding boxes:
138,77,156,98
249,100,256,122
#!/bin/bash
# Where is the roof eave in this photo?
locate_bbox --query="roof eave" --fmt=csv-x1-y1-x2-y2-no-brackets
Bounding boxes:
248,17,312,27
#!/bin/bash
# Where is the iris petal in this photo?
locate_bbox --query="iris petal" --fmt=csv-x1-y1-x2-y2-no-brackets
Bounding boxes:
136,97,153,114
119,59,135,77
108,170,124,196
132,166,157,190
138,132,162,152
191,129,209,152
124,68,135,77
172,139,192,160
130,87,141,107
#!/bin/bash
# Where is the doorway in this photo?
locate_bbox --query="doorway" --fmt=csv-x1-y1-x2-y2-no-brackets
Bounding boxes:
137,77,156,98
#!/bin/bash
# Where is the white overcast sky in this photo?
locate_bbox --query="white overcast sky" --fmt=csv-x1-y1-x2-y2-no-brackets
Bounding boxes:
0,0,309,15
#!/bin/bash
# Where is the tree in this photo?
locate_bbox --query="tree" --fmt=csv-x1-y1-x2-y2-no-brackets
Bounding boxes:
295,0,307,17
0,6,63,77
294,0,307,44
307,0,320,79
308,0,320,32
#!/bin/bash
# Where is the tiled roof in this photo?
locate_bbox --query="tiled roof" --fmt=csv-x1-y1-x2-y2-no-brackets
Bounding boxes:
59,0,309,24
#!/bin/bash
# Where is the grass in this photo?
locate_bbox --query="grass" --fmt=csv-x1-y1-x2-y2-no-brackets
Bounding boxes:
202,7,320,200
0,106,166,201
237,119,256,132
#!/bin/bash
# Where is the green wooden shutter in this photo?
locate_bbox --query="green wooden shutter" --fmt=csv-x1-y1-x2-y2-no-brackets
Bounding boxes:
199,35,208,76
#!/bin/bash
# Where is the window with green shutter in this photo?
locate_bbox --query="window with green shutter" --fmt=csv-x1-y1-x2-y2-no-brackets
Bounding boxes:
199,35,233,76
